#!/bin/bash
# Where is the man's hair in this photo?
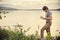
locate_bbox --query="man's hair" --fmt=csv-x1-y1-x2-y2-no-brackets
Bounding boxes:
42,6,48,10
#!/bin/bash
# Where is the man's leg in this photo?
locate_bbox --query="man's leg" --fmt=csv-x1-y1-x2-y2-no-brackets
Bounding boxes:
46,23,51,36
41,23,51,40
46,23,52,40
41,25,47,38
46,26,50,33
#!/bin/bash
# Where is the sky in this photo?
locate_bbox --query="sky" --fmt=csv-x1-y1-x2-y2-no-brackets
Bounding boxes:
0,0,60,37
0,0,60,9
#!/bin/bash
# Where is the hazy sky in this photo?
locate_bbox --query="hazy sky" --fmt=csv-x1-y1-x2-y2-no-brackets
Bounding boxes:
0,0,60,9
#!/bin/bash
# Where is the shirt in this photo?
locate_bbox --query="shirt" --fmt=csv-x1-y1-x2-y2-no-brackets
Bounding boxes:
45,10,52,24
46,10,52,18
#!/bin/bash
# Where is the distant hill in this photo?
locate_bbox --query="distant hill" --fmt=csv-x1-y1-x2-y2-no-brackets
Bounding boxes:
0,4,60,11
0,4,18,10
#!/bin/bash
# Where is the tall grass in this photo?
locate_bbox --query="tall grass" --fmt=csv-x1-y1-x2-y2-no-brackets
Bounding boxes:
0,24,59,40
0,24,39,40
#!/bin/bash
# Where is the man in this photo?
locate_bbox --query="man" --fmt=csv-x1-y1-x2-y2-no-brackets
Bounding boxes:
40,6,52,40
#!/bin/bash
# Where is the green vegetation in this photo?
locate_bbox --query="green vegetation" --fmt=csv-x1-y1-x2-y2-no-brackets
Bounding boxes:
46,32,52,40
0,24,39,40
0,24,59,40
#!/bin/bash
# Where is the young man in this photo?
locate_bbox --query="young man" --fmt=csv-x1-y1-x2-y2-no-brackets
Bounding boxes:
40,6,52,40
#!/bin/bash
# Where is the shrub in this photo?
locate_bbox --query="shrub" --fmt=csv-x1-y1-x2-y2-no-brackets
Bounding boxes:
0,28,9,40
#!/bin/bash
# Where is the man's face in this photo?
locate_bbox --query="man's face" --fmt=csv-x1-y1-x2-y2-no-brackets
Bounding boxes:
43,9,48,13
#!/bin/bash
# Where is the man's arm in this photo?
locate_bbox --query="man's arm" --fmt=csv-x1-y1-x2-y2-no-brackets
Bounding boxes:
40,15,52,20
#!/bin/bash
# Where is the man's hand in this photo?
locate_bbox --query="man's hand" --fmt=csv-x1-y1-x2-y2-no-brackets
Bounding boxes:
40,16,52,20
40,16,44,19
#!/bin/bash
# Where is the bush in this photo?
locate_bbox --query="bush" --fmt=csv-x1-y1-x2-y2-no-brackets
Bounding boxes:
56,36,60,40
1,25,57,40
0,26,38,40
0,28,9,40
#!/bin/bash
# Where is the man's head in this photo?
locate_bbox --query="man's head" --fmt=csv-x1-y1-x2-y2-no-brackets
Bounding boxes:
42,6,49,12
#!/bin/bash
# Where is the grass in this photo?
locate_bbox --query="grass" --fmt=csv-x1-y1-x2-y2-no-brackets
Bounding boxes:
0,24,39,40
0,24,59,40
